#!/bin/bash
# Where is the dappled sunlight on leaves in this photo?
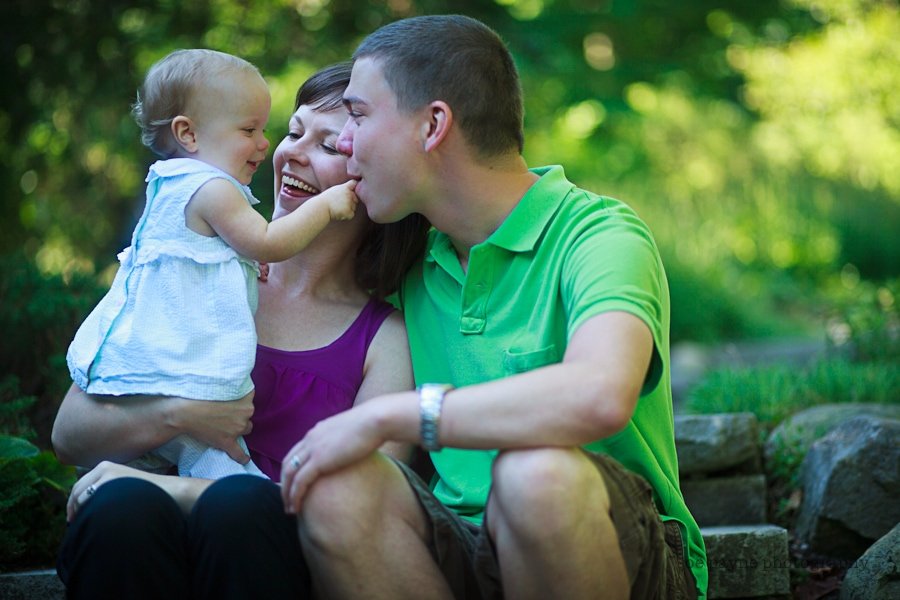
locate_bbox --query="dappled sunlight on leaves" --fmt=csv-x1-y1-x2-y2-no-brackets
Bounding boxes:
1,0,896,346
739,1,900,195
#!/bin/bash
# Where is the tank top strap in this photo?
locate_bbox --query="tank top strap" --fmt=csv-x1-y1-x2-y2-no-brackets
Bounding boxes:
277,297,393,396
360,298,396,344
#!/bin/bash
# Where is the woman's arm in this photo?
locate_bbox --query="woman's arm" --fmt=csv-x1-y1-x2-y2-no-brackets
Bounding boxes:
67,461,214,521
52,383,254,468
353,311,416,463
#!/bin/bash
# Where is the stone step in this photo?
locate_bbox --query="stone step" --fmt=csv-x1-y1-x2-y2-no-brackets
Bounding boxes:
2,528,792,599
675,413,762,476
682,474,768,526
703,524,791,599
0,569,64,600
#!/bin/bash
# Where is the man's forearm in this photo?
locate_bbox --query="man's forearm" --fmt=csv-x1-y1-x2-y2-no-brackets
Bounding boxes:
382,312,652,451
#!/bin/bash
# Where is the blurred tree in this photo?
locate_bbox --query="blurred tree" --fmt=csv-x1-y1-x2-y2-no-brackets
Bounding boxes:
1,0,896,342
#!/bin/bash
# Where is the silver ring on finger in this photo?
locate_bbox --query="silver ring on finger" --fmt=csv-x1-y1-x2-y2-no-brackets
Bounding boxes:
290,455,301,470
85,484,96,497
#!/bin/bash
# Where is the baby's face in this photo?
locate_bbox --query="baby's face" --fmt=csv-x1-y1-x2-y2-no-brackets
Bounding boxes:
191,71,271,185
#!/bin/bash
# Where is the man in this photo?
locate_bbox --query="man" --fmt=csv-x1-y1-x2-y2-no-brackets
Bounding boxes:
281,14,706,599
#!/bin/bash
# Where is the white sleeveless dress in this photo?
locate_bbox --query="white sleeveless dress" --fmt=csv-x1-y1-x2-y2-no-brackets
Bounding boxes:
67,158,266,478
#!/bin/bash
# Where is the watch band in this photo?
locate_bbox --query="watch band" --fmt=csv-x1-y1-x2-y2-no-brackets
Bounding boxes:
418,383,453,452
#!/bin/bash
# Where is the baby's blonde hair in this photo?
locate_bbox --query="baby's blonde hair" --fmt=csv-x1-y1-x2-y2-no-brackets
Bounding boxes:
132,49,261,158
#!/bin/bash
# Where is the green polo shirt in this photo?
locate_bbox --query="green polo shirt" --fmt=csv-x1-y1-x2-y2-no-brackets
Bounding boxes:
400,165,707,597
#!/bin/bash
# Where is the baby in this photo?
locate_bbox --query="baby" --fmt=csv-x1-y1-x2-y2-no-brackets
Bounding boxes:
66,49,356,479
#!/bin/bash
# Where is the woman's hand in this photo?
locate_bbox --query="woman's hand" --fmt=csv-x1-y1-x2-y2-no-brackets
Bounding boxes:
67,461,150,521
67,461,213,521
170,390,255,464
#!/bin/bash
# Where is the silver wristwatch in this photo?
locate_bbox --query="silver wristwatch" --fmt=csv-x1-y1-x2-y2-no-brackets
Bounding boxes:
418,383,453,452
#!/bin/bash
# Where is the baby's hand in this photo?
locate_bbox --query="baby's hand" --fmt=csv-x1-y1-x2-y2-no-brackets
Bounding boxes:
319,180,358,221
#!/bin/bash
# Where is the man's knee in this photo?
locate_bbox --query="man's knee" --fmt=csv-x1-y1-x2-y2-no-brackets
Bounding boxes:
299,454,391,545
490,448,611,533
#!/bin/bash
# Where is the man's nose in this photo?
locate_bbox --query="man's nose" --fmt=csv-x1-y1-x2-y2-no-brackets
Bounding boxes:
337,121,353,157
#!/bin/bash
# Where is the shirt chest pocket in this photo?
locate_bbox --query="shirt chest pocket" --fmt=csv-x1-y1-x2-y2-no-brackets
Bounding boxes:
502,344,560,374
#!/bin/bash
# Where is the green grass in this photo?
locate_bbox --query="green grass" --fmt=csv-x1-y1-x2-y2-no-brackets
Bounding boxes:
684,357,899,431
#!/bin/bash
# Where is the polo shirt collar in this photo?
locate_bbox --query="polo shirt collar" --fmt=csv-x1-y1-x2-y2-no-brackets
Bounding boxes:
485,165,572,252
424,165,573,271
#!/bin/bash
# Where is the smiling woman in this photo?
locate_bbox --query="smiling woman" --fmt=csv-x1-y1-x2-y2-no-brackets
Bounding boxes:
51,61,430,600
273,97,350,216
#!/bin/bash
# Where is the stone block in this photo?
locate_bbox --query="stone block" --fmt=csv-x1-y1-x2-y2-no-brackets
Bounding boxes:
765,403,900,470
0,569,65,600
703,525,790,599
681,474,767,526
675,413,761,476
796,415,900,558
840,522,900,600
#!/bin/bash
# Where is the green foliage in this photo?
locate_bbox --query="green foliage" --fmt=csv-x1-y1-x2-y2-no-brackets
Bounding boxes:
0,0,896,344
824,277,899,362
685,358,898,430
0,261,86,569
0,251,106,446
740,0,900,196
0,435,76,570
1,371,78,570
0,377,37,441
665,258,791,343
763,427,807,526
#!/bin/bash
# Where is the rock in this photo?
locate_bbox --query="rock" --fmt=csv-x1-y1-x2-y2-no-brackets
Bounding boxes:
765,403,900,468
675,413,761,476
0,569,64,600
681,475,767,526
839,522,900,600
702,524,790,598
795,415,900,558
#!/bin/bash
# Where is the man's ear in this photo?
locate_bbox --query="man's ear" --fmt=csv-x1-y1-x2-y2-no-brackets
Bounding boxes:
422,101,452,153
171,116,198,153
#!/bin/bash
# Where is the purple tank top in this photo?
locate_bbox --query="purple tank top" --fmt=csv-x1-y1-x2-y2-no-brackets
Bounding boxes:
244,298,395,481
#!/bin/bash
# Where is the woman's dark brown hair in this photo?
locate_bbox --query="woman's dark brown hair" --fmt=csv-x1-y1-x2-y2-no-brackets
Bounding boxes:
295,63,430,300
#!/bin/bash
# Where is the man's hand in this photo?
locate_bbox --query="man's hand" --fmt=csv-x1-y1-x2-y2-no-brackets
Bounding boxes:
280,399,389,514
171,390,255,464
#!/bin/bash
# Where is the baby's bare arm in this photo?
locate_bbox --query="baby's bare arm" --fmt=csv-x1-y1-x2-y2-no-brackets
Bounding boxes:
316,180,358,221
189,178,358,262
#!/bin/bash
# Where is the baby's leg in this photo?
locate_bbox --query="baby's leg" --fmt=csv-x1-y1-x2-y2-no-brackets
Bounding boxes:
152,392,266,479
177,437,267,479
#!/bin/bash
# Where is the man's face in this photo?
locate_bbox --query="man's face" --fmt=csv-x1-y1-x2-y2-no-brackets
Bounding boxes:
337,58,424,223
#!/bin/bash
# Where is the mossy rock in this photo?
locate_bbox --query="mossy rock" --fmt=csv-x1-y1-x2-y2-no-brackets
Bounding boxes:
765,403,900,468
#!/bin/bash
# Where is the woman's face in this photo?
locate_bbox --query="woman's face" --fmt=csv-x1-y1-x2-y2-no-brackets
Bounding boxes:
272,102,352,220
